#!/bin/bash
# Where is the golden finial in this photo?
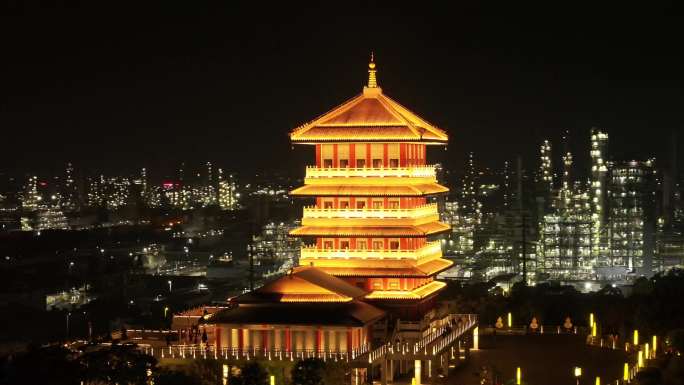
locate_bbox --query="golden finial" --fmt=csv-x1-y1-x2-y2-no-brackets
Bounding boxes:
367,52,377,88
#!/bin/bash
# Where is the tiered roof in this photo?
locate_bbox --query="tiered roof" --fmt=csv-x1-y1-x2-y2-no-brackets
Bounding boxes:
290,60,448,144
209,266,386,327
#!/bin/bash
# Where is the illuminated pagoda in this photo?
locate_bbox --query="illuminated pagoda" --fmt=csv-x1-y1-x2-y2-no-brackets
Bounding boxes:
179,56,461,364
289,55,452,319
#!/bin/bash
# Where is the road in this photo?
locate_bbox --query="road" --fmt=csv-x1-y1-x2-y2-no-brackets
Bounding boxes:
448,334,626,385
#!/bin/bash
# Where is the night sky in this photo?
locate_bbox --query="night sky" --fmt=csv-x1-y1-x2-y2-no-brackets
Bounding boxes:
2,2,683,180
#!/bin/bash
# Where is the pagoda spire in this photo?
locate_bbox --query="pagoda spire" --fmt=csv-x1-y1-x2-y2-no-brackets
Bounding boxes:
367,52,377,88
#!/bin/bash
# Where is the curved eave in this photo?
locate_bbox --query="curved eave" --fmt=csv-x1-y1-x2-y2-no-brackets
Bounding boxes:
310,258,454,278
364,281,447,300
290,184,449,197
288,221,451,238
290,139,448,145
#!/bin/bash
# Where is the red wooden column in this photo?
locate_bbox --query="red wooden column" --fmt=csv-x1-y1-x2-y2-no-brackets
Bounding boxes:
400,143,407,166
262,330,269,351
347,328,353,351
366,144,371,165
216,326,221,350
316,328,322,352
333,144,339,167
238,328,244,350
383,143,389,166
349,144,356,165
285,328,291,352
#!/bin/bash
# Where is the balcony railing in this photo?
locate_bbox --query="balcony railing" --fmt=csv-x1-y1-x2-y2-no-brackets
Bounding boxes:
300,241,442,260
303,204,438,219
305,165,436,179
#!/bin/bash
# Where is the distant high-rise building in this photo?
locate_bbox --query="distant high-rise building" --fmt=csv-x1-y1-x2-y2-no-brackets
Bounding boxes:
539,140,553,194
590,128,609,259
35,204,69,231
61,162,80,211
441,200,475,256
247,220,301,265
21,175,41,211
539,186,595,280
605,160,657,276
218,170,239,211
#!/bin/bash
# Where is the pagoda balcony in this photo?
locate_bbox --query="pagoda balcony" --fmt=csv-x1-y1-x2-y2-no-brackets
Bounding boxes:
304,165,438,185
302,204,440,227
300,241,442,264
304,203,437,219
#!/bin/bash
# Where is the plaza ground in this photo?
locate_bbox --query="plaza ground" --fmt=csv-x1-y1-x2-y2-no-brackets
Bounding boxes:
448,333,626,385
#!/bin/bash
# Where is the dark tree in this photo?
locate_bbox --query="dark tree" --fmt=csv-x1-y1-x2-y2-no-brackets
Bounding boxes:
80,344,157,384
229,361,269,385
154,368,202,385
1,345,82,385
291,358,326,385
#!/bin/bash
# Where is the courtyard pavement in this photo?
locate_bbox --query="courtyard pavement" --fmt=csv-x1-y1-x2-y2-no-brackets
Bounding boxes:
447,333,627,385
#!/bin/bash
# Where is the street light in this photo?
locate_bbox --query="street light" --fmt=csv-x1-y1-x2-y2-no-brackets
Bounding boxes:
168,280,172,293
516,367,521,385
573,367,582,385
66,312,71,338
623,363,629,381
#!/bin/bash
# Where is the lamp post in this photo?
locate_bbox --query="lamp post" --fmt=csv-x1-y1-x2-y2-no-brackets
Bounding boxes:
516,367,521,385
168,280,172,293
66,311,71,338
573,367,582,385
